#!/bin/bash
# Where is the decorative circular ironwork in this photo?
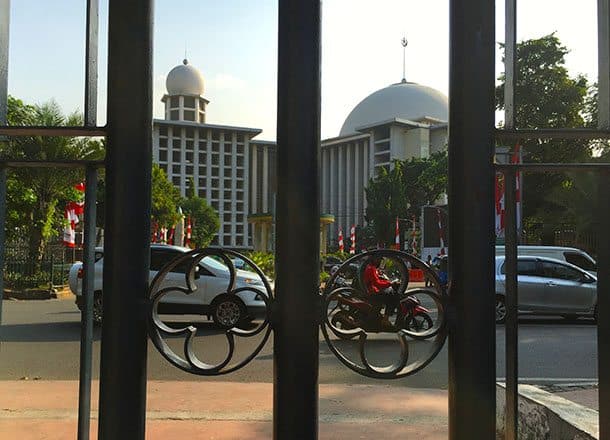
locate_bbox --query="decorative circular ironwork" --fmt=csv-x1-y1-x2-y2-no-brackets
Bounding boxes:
147,248,273,375
321,250,448,379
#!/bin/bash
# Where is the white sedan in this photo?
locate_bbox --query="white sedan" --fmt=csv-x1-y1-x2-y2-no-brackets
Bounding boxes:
69,244,268,328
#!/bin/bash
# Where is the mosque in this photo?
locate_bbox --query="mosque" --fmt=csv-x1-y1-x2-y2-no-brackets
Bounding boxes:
152,59,449,252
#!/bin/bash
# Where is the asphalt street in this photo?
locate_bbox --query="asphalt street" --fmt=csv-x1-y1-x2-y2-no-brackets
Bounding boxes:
0,297,599,388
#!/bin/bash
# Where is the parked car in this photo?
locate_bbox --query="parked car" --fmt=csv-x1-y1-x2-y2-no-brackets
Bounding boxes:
495,245,597,277
69,244,268,328
495,255,597,323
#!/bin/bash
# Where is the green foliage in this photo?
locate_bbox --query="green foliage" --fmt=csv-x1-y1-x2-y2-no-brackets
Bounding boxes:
244,251,275,278
151,164,182,227
1,97,105,262
495,34,593,235
365,151,447,245
181,195,220,248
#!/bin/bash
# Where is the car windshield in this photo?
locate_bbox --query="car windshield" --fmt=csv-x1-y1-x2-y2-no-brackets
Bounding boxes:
202,256,231,272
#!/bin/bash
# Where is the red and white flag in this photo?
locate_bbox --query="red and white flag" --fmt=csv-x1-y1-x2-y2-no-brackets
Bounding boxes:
437,208,446,256
63,201,84,247
74,182,85,193
349,225,356,254
338,227,344,252
167,227,175,245
185,216,192,247
394,217,400,250
410,215,418,255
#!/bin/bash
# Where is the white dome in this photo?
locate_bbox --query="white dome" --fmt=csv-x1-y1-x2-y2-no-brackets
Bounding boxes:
166,59,205,96
339,81,448,136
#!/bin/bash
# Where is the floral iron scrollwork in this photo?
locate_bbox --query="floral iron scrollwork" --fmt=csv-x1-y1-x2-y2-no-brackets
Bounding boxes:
147,248,273,375
321,249,448,379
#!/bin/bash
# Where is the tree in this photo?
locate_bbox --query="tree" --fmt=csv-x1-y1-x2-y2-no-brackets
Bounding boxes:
365,151,448,245
181,177,219,248
495,34,592,241
1,97,104,263
151,164,182,228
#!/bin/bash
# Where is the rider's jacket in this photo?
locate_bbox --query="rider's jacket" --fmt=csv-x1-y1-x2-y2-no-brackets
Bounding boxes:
363,264,392,294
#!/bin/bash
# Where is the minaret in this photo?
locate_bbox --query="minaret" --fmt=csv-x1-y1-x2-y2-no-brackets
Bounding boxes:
161,58,208,123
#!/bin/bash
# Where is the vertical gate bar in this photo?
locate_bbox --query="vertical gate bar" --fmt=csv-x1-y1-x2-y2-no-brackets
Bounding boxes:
77,165,98,440
84,0,99,127
448,0,496,438
597,1,610,437
504,168,519,440
274,0,321,438
98,1,153,439
0,167,6,328
0,0,8,328
504,0,516,131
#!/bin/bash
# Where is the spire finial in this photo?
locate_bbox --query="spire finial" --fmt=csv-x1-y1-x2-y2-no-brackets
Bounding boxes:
401,37,408,82
183,43,188,65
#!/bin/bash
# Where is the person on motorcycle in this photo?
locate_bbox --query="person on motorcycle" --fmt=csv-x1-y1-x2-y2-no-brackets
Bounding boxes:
363,255,400,330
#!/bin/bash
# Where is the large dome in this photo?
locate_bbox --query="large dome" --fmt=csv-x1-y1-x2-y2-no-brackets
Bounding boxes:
339,81,448,136
166,59,205,96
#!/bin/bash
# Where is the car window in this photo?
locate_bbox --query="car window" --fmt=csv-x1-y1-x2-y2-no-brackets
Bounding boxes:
564,252,597,271
500,259,540,276
541,261,583,281
150,250,191,274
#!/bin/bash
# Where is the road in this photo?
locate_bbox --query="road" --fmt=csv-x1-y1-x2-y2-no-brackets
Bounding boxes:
0,297,599,388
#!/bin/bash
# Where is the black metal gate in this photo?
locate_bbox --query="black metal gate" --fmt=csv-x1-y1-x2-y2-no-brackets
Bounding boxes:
1,0,609,439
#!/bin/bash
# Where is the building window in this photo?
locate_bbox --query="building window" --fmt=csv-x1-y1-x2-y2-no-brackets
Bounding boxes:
159,138,167,148
211,190,219,199
172,176,180,185
224,225,232,234
225,168,232,177
236,157,244,167
211,168,219,177
186,140,194,150
159,150,167,161
173,139,181,148
212,143,219,152
212,131,220,141
160,164,167,173
224,202,232,211
211,155,219,166
211,178,219,188
186,166,193,175
224,156,232,166
184,110,195,121
185,128,194,139
198,167,206,178
224,214,232,223
236,225,243,234
184,96,195,108
199,152,206,164
198,189,206,198
185,152,193,162
236,169,243,178
159,126,168,136
198,177,206,186
170,96,180,107
172,165,181,174
223,236,232,246
225,190,232,199
170,110,179,120
236,145,244,154
236,180,243,189
173,151,181,162
237,134,244,143
224,144,232,153
236,202,243,212
199,113,205,123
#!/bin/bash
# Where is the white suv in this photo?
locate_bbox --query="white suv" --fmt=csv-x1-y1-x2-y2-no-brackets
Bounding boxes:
69,244,269,327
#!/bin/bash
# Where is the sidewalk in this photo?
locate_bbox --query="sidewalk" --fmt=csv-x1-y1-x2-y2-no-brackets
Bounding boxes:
0,381,449,439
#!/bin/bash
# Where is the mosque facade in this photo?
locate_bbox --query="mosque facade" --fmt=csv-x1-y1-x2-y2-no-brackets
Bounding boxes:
152,60,448,251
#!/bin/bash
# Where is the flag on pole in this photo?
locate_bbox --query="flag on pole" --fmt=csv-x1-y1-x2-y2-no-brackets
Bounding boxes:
512,143,522,233
349,225,356,254
437,208,446,255
151,221,158,243
410,215,418,255
495,171,506,237
74,182,85,192
185,216,192,247
394,217,400,250
338,227,344,252
167,227,175,245
63,201,84,247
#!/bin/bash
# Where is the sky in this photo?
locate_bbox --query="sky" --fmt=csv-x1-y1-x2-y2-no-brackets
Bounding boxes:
5,0,600,140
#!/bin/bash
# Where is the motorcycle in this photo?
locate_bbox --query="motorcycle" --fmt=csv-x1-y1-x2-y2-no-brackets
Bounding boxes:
329,285,435,338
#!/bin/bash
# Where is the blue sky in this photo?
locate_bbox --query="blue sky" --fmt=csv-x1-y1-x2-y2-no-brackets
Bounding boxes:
6,0,600,140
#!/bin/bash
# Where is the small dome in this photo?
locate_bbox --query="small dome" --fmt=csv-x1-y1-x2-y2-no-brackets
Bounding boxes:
339,81,448,136
166,59,205,96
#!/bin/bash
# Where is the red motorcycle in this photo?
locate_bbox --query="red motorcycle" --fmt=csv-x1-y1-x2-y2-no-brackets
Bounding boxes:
330,287,434,337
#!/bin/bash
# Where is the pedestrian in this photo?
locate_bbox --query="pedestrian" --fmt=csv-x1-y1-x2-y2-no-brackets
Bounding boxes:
425,254,433,287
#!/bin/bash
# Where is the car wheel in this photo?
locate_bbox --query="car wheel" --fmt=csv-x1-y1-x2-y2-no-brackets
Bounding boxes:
93,292,103,325
212,295,246,329
496,296,506,324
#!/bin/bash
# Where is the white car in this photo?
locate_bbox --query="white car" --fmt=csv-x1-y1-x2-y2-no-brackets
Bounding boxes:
69,244,269,327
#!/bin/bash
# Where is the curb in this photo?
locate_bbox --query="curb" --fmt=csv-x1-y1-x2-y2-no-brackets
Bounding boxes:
3,286,72,300
496,383,598,439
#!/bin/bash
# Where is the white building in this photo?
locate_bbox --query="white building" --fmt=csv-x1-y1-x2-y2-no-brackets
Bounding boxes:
152,60,448,250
